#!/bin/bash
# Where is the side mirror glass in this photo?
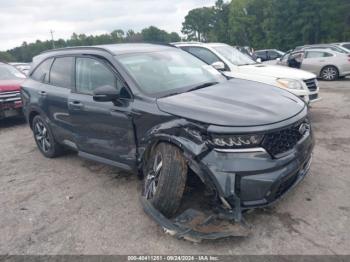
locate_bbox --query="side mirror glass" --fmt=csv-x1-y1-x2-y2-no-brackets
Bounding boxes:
211,61,226,71
93,85,119,102
256,58,262,63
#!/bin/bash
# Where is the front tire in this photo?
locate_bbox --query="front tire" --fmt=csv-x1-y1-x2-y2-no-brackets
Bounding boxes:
321,66,339,81
142,143,188,217
32,115,63,158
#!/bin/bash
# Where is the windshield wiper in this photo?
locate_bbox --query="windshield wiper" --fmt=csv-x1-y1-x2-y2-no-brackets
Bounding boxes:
160,82,219,98
186,82,219,92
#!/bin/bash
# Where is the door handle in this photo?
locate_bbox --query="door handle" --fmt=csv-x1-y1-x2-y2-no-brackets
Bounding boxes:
38,91,47,96
68,100,83,109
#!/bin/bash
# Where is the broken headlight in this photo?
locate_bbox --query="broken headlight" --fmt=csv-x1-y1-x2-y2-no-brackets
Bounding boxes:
210,134,264,148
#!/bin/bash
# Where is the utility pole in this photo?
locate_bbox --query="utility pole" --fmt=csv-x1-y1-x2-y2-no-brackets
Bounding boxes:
50,30,55,49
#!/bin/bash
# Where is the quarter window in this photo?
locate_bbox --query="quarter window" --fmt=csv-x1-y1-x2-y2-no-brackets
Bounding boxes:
49,57,74,88
31,58,53,82
75,57,120,95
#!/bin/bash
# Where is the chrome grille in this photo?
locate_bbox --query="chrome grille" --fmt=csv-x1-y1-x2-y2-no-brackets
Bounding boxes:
0,91,21,102
304,78,317,92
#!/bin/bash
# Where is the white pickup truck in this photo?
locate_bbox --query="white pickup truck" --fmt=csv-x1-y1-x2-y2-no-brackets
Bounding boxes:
173,42,321,104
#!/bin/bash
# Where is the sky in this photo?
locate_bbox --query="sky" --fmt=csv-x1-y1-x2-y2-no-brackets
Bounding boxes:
0,0,217,51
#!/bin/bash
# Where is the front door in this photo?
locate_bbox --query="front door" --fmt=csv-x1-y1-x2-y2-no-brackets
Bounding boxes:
68,56,136,169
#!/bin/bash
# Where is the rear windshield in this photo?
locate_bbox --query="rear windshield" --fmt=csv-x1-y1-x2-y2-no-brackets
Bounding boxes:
0,64,26,80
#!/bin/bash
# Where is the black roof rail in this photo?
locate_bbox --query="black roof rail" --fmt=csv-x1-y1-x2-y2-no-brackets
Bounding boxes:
38,46,115,56
38,42,177,57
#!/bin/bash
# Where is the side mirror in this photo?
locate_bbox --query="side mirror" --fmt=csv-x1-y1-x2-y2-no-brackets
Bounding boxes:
256,58,262,63
276,58,281,61
211,61,226,71
93,85,119,102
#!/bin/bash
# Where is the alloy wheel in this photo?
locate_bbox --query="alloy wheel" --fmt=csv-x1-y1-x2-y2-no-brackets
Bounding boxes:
322,67,337,80
34,120,51,153
144,152,163,199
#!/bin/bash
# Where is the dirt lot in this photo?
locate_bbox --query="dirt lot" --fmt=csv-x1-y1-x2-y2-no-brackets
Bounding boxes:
1,79,350,255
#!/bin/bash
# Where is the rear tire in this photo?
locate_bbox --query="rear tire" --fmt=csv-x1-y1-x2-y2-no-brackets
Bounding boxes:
142,143,188,217
32,115,64,158
321,66,339,81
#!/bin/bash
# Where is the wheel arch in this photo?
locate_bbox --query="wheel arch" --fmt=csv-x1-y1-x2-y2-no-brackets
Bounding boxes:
139,135,216,191
27,106,49,130
319,64,339,77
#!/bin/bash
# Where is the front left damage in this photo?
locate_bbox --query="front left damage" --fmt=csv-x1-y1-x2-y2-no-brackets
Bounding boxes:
134,117,251,242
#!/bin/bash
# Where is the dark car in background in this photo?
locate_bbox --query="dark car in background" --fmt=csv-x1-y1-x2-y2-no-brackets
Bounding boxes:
0,62,26,120
254,49,285,62
21,44,314,224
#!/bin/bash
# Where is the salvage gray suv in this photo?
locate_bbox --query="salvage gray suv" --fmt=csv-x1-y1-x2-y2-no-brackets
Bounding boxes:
21,44,314,239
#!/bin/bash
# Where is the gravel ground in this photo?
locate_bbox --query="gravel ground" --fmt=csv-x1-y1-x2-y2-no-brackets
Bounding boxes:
0,79,349,255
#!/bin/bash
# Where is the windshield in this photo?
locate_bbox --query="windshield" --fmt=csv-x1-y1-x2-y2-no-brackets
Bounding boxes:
0,64,26,80
212,45,257,66
117,50,225,97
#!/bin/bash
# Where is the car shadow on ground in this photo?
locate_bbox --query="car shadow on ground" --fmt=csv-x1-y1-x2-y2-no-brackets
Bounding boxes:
0,116,26,129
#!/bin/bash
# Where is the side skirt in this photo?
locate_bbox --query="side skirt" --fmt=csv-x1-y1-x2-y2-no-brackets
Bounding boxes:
78,151,134,172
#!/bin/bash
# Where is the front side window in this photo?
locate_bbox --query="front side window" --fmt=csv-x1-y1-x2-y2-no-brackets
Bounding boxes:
256,51,267,60
49,57,74,88
183,47,222,65
76,57,120,95
268,51,279,59
117,49,225,97
213,45,257,66
31,58,53,82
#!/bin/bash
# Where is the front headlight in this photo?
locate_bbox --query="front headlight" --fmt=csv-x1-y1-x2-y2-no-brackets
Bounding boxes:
276,78,303,90
210,134,264,148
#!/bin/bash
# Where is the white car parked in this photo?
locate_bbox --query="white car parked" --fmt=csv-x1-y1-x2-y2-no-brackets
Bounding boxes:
173,42,321,104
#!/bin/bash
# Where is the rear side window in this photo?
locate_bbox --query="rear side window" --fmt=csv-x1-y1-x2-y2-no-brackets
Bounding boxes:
49,57,74,88
75,57,121,95
182,46,221,65
31,58,53,82
306,51,332,58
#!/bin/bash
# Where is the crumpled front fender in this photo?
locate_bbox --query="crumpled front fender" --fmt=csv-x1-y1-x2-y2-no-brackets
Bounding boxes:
136,118,217,189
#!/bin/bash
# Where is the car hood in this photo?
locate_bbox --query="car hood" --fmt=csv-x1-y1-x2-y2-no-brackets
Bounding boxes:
238,64,316,80
157,79,306,127
0,79,24,92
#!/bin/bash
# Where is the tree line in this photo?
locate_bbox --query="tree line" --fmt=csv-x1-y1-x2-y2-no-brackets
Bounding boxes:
1,0,349,62
0,26,181,62
182,0,350,50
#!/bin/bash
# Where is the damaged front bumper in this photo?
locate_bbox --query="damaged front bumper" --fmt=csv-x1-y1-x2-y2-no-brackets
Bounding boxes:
140,113,314,241
201,129,314,210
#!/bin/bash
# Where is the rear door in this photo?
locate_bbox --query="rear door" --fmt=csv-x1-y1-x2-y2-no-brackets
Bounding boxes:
301,51,332,75
68,56,136,169
44,56,75,144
